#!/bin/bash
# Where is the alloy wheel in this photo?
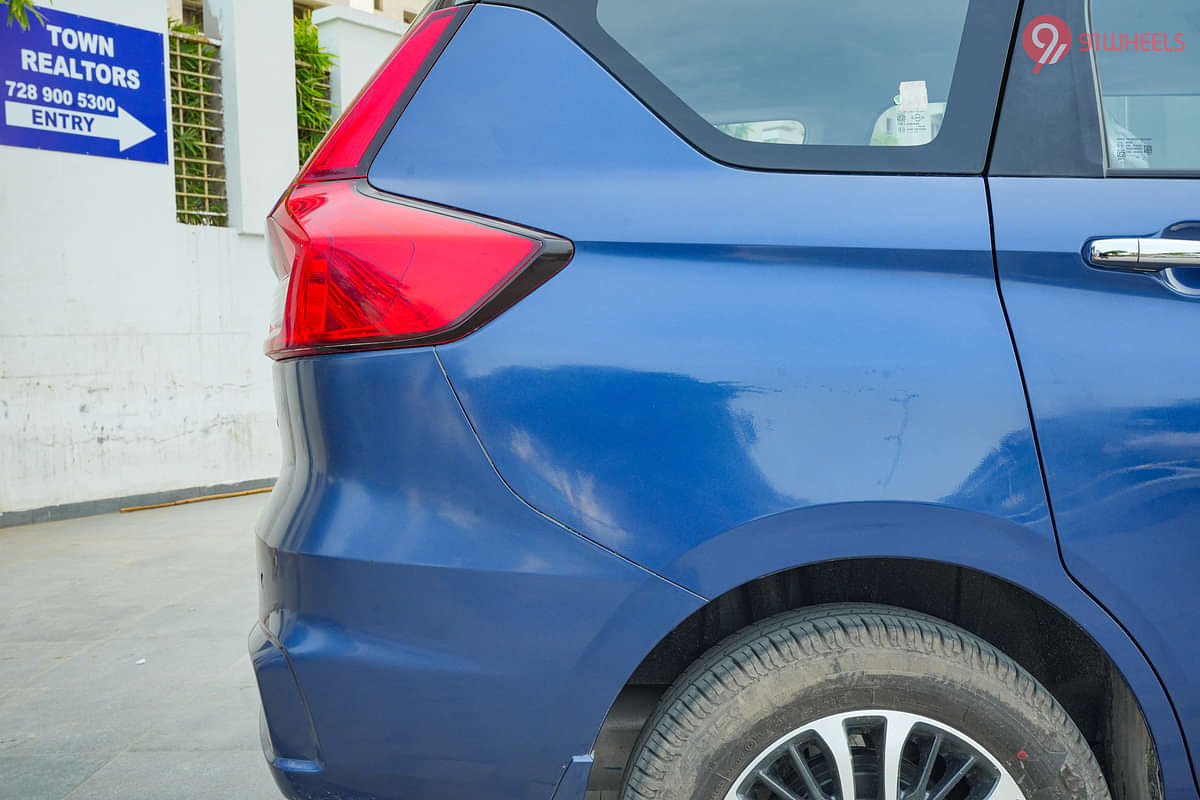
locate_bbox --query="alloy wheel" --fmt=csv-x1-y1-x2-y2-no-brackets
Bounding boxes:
725,710,1026,800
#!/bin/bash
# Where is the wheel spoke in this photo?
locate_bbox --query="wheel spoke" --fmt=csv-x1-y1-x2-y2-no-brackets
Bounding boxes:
788,743,829,800
724,711,1026,800
808,716,856,800
906,732,942,800
928,755,976,800
882,714,917,800
758,769,805,800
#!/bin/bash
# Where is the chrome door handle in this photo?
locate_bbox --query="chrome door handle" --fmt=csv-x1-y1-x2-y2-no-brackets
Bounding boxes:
1141,239,1200,268
1089,237,1200,271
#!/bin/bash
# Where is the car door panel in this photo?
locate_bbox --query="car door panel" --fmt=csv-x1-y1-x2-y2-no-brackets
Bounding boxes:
991,158,1200,793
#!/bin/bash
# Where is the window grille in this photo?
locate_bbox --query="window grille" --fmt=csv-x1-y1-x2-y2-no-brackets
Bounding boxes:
169,29,227,226
294,55,333,161
294,13,335,164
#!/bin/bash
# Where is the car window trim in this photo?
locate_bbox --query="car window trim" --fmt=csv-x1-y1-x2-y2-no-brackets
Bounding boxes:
487,0,1022,175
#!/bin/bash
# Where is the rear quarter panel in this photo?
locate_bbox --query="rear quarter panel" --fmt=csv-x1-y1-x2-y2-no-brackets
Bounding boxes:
370,4,1049,574
363,4,1197,796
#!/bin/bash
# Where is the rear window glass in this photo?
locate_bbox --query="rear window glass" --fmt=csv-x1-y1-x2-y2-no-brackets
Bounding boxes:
596,0,970,149
1092,0,1200,171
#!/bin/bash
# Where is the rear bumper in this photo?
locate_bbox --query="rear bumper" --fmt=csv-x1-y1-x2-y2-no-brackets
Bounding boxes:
249,622,320,774
250,349,701,800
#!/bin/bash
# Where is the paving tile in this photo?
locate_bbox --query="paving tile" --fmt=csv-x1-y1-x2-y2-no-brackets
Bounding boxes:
132,584,257,642
0,686,154,757
13,637,245,704
0,495,278,799
0,597,157,644
131,681,264,753
63,749,280,800
0,752,110,800
0,641,95,691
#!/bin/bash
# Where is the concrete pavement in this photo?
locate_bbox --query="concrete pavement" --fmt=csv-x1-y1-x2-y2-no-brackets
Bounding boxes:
0,493,279,800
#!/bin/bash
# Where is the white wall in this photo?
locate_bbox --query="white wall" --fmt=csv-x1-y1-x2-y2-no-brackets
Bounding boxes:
211,0,299,235
296,0,426,25
313,5,409,117
0,0,298,514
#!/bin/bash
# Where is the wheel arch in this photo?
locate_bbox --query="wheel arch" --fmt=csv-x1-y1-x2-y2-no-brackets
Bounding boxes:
587,556,1165,800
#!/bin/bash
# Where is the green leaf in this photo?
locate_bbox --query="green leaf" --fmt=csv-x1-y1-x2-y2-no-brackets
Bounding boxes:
3,0,48,31
294,12,336,162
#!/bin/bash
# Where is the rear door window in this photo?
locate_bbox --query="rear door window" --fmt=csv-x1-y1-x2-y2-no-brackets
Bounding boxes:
1091,0,1200,172
540,0,1020,173
597,0,967,149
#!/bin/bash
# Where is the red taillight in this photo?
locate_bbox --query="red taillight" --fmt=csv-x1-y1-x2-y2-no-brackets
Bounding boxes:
264,4,573,360
265,181,569,359
298,6,465,183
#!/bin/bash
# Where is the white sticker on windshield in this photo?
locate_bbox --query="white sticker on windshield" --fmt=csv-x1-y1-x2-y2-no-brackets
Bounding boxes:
896,110,933,146
898,80,929,112
1110,136,1152,168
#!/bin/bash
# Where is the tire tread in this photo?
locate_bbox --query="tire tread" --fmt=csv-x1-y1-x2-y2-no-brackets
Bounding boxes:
622,603,1108,800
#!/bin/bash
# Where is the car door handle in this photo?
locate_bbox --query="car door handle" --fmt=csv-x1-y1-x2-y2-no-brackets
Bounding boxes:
1089,237,1200,272
1089,236,1200,298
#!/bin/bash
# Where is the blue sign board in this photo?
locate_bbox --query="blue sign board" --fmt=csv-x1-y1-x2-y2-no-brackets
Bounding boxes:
0,9,168,163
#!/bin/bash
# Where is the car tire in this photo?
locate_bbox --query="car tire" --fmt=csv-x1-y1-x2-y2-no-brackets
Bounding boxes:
622,603,1110,800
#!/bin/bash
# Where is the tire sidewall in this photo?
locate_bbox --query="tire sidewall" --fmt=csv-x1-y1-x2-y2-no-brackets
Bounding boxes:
636,612,1103,800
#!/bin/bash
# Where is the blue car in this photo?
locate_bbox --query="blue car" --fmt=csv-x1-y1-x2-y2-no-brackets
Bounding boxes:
250,0,1200,798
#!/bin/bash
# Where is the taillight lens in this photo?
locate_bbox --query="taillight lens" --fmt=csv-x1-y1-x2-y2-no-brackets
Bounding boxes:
298,6,465,183
264,3,573,360
265,181,569,359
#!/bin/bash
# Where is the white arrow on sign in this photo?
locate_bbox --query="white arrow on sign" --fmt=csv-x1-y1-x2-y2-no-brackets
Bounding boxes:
4,100,155,152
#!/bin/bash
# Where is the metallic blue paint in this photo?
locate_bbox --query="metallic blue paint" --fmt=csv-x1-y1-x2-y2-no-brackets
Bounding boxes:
251,4,1200,799
249,623,319,769
256,346,1196,799
373,3,1052,576
551,756,595,800
256,350,702,799
992,177,1200,788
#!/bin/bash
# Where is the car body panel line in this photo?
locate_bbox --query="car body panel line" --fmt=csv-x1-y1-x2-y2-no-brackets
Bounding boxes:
432,346,707,603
